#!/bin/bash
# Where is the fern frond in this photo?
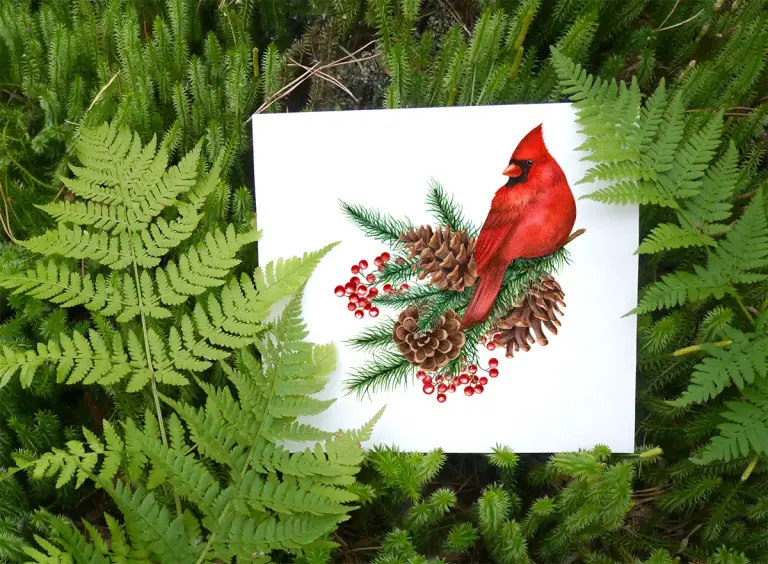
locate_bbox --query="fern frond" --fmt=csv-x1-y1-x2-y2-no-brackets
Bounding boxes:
632,267,730,315
249,243,338,306
109,480,194,560
68,123,202,222
695,384,768,464
155,225,260,305
20,224,154,270
35,199,144,232
666,111,724,199
713,191,768,281
0,329,133,389
123,417,220,516
672,330,768,406
684,142,738,233
636,223,715,255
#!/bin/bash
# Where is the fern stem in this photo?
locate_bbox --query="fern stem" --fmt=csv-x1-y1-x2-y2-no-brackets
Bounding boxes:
117,142,182,519
130,256,183,518
672,340,733,356
733,292,756,326
741,456,759,481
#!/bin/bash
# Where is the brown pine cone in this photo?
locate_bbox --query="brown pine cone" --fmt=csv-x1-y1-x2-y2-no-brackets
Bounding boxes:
400,225,478,292
393,306,466,371
492,277,566,358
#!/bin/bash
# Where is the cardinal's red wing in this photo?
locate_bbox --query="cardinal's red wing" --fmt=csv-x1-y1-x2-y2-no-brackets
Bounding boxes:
473,206,519,272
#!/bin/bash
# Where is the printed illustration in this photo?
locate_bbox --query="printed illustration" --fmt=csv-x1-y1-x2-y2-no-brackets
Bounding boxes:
337,124,585,402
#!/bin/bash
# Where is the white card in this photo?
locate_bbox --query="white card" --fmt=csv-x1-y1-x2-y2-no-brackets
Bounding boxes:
252,103,638,453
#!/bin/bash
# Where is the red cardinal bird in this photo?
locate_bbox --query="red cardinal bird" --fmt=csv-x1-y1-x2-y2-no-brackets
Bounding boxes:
461,124,576,329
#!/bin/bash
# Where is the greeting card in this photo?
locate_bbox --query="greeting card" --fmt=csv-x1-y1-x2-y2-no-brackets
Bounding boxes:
252,103,638,452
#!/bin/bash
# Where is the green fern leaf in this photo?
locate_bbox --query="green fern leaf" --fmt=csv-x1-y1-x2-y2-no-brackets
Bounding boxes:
155,225,260,305
124,418,220,517
109,480,195,562
636,223,715,254
684,142,738,233
35,199,143,232
632,266,730,315
672,330,768,406
714,191,768,280
0,329,133,389
695,384,768,464
666,111,723,199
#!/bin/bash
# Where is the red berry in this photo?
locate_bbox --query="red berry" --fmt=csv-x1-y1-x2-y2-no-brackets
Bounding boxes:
464,386,474,396
358,298,369,308
344,282,356,295
378,264,386,270
383,283,392,293
367,287,379,298
458,374,470,384
437,383,448,393
416,370,426,380
493,333,501,341
357,285,367,296
475,384,484,394
448,384,456,393
423,375,433,385
381,252,391,262
366,273,376,283
400,283,409,291
423,384,435,395
354,310,364,319
351,265,360,274
489,358,499,368
347,303,356,311
349,276,360,286
487,342,496,351
471,376,478,384
437,393,447,403
349,294,359,304
374,257,383,267
363,302,372,310
369,307,380,317
489,368,499,378
334,285,345,296
359,260,368,270
479,376,488,385
468,364,478,374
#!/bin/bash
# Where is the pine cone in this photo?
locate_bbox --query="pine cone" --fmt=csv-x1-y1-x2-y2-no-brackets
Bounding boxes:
492,277,566,358
400,225,478,292
393,306,466,371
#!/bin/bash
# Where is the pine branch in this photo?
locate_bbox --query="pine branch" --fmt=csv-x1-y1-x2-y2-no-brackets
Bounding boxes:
345,351,413,398
425,180,478,236
339,201,412,248
375,256,419,286
346,318,397,352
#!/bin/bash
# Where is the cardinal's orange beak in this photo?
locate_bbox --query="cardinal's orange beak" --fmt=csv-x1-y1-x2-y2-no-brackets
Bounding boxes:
503,163,522,177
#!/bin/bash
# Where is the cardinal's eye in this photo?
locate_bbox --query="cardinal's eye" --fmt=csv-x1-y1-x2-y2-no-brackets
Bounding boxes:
526,160,533,166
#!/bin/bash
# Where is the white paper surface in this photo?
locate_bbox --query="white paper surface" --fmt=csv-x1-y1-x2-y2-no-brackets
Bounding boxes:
252,103,638,453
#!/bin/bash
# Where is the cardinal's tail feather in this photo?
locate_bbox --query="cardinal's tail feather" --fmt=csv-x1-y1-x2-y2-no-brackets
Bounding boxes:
461,263,507,330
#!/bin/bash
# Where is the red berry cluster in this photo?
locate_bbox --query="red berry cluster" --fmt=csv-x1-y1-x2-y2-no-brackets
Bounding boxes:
478,331,502,351
418,357,500,403
334,252,402,319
